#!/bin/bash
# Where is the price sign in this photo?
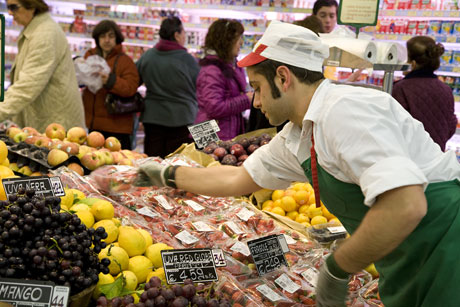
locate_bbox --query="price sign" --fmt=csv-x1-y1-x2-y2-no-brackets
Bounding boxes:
0,278,69,307
188,120,220,149
338,0,380,28
2,176,65,198
161,249,218,284
247,234,289,276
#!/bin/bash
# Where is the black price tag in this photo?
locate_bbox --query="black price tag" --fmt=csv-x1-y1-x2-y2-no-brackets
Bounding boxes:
1,176,65,198
161,248,218,284
0,278,69,307
248,234,289,276
187,120,220,149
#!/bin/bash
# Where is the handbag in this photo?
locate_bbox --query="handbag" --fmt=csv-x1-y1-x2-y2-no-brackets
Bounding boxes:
104,54,145,115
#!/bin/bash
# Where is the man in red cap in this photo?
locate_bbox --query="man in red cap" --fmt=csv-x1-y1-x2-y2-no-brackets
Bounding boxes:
137,20,460,306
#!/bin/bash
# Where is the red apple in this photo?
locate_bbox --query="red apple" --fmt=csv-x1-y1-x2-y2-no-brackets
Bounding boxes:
119,158,133,166
87,131,105,148
22,127,39,136
80,152,102,171
67,162,84,176
34,136,52,148
213,147,227,159
104,136,121,151
230,144,246,157
45,123,66,140
221,154,237,166
111,151,124,164
247,144,259,154
47,149,69,166
76,145,93,159
67,127,87,145
50,139,64,150
62,142,79,155
25,136,39,145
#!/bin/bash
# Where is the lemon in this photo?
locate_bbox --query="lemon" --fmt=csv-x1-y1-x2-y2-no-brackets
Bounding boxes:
280,196,296,212
91,199,115,221
365,263,379,278
301,222,312,227
93,219,119,243
60,205,69,211
60,188,74,210
270,206,285,216
117,270,138,291
2,158,9,167
70,203,91,212
98,245,129,275
273,199,282,209
322,206,336,220
284,189,296,197
131,293,140,304
329,218,342,226
92,273,115,299
68,188,86,201
0,141,8,165
307,204,323,219
112,218,121,227
118,226,146,257
0,165,15,179
298,204,309,215
294,190,309,205
78,197,102,207
146,267,166,284
145,243,173,269
137,229,153,248
311,215,328,226
286,211,299,221
262,200,274,210
129,255,153,283
292,182,308,191
76,210,95,228
271,190,285,201
295,213,309,224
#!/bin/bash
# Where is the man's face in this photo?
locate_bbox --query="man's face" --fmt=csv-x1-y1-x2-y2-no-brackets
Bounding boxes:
316,6,337,33
248,67,289,126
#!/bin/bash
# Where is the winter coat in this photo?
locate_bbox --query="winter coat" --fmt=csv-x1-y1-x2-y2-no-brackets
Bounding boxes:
83,45,140,134
392,68,457,151
0,13,85,131
195,55,251,140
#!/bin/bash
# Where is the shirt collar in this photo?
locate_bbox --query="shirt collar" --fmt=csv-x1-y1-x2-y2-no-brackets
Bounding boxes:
22,12,49,39
303,79,331,125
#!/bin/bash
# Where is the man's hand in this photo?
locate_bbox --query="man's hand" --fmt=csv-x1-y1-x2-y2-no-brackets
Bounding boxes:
135,162,169,187
316,254,350,307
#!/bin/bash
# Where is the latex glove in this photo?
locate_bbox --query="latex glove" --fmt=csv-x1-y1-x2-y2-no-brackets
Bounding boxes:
135,162,169,187
316,255,350,307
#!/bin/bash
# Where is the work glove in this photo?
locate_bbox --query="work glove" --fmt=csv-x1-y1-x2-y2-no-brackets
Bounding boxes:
135,162,178,188
316,254,351,307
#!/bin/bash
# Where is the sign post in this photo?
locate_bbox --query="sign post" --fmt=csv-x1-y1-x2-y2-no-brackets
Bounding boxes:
338,0,380,36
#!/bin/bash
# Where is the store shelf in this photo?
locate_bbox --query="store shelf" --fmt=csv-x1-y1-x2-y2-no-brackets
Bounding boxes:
380,9,460,20
374,33,460,44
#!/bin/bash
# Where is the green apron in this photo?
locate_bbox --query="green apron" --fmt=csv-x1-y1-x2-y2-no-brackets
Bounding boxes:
301,158,460,307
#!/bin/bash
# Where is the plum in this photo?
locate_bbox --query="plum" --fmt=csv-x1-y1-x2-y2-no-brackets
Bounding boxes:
238,154,248,162
248,136,260,145
260,133,272,141
203,146,215,154
247,144,259,154
259,139,270,146
210,154,219,161
218,140,234,152
207,141,218,150
230,144,246,157
221,154,237,165
213,147,227,159
237,137,250,149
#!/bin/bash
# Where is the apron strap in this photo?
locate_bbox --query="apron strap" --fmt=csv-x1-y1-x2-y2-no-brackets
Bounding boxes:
310,126,321,208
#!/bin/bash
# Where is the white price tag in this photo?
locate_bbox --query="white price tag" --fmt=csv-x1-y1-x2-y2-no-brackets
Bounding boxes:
277,234,290,253
171,160,190,166
137,207,159,218
230,241,251,256
184,200,205,211
154,195,174,210
301,267,319,287
256,284,284,302
212,249,227,267
192,221,214,232
52,286,70,307
209,119,220,132
236,207,255,221
225,221,244,235
275,274,301,294
175,230,199,245
283,234,297,245
327,226,347,234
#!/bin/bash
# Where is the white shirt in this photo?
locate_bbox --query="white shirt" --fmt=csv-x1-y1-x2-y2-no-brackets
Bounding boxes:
244,79,460,206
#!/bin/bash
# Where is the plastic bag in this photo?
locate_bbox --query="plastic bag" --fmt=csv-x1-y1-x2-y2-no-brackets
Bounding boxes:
74,55,110,94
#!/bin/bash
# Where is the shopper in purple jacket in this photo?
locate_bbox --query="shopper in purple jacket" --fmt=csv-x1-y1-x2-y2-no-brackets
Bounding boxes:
392,36,457,151
195,19,253,140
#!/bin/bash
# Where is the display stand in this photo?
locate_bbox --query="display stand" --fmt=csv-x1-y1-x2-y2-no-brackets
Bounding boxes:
373,63,410,94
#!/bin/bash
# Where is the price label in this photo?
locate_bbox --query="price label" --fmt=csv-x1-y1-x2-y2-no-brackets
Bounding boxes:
283,234,297,245
187,120,220,149
175,230,199,245
385,10,396,16
453,67,460,73
433,11,444,17
236,207,255,221
0,278,69,307
248,234,289,276
256,284,284,302
449,11,460,17
225,221,244,235
184,200,205,211
327,226,347,234
212,249,227,267
137,207,159,218
422,11,432,17
275,273,301,294
301,267,319,287
161,249,218,284
2,176,64,198
192,221,214,232
446,36,456,43
230,241,251,256
154,195,174,210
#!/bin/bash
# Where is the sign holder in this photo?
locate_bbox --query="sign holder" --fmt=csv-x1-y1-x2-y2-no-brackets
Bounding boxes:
338,0,380,37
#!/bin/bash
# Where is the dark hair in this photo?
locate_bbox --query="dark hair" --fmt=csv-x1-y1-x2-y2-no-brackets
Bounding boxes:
407,36,444,71
159,17,183,41
92,20,124,49
18,0,49,15
293,15,324,35
204,19,244,63
250,59,324,99
313,0,338,15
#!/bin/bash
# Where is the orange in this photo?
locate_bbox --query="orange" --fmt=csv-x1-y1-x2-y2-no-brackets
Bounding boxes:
311,215,328,226
270,206,285,216
294,190,309,205
298,205,309,215
273,199,283,208
280,196,297,212
262,200,274,210
0,166,15,179
307,204,323,219
271,190,285,201
0,141,7,165
286,211,299,221
295,213,309,224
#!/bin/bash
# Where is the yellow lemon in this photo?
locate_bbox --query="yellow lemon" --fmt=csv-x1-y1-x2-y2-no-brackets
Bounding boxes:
68,188,86,201
147,267,166,284
286,211,299,221
273,199,282,209
112,218,121,227
307,204,323,219
280,196,297,212
70,203,91,212
118,226,146,257
298,204,309,215
262,200,274,210
295,213,309,224
271,190,285,201
270,206,285,216
329,218,342,226
292,182,308,191
117,270,138,291
9,163,19,172
284,189,296,197
145,243,173,269
0,141,8,165
93,219,119,243
60,188,74,210
91,199,115,221
98,245,129,275
76,210,95,228
322,206,336,220
308,193,317,205
365,263,379,278
92,273,115,299
301,222,312,228
0,165,15,179
311,215,328,226
294,190,310,205
60,205,69,211
2,158,9,167
0,174,15,201
306,183,314,194
131,293,140,304
137,229,153,248
129,255,153,283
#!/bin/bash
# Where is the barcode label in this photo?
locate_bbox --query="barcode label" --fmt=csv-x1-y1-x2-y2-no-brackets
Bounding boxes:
154,195,174,210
